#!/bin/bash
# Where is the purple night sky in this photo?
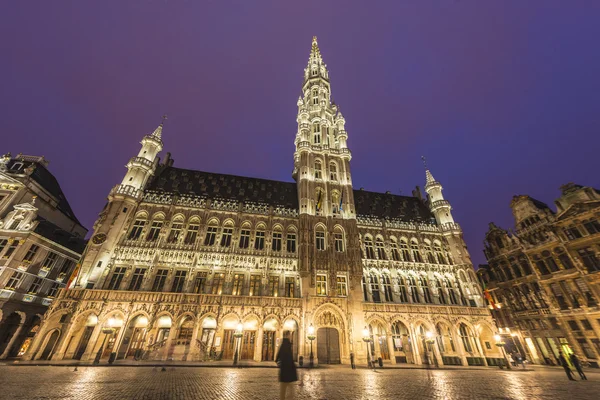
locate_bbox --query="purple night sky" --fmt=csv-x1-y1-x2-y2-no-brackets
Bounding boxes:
2,1,599,267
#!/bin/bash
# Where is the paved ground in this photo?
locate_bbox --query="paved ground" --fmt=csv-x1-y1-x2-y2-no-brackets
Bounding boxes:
0,365,599,399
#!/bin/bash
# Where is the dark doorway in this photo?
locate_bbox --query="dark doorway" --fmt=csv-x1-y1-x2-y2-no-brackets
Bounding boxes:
317,327,340,364
40,330,60,360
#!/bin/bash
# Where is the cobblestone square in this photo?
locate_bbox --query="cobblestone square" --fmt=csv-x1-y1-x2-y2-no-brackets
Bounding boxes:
1,366,599,400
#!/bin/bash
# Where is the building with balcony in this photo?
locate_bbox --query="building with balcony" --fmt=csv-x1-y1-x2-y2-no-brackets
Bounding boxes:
25,38,499,367
479,184,600,367
0,154,87,359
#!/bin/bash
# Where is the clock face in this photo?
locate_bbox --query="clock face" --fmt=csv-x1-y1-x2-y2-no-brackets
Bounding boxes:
92,233,107,245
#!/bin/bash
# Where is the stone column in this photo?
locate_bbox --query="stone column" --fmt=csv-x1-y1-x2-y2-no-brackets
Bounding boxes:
163,325,178,361
410,326,422,365
254,327,264,362
387,333,396,364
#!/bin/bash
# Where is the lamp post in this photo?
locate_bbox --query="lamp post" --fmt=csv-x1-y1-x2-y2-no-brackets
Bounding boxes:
94,318,115,365
307,323,316,368
425,331,438,368
494,334,511,370
233,323,243,366
362,326,372,369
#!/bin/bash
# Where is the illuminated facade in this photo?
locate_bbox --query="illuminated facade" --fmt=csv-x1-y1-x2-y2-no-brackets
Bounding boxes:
479,185,600,367
0,154,86,359
25,38,500,366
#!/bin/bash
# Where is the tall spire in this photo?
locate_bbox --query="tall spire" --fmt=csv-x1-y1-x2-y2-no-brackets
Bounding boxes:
304,36,329,84
310,36,322,63
422,156,436,187
150,114,167,140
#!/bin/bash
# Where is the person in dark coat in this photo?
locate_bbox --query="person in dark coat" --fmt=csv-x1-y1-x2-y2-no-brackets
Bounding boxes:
275,338,298,399
569,353,587,380
558,351,576,381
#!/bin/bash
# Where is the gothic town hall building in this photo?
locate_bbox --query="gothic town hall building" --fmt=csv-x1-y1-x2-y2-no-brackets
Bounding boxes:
25,38,500,367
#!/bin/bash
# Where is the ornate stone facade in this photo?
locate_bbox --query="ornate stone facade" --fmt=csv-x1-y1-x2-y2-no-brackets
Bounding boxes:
479,184,600,367
0,154,87,359
25,38,499,366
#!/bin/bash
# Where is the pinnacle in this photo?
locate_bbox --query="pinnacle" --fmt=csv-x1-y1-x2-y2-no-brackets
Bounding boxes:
150,124,163,139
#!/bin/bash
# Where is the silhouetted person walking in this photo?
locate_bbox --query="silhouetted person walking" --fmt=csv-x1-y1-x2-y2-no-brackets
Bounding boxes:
569,353,587,380
558,351,576,381
276,338,298,399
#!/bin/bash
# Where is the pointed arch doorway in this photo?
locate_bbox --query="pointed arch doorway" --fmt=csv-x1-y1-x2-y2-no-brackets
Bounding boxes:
317,327,340,364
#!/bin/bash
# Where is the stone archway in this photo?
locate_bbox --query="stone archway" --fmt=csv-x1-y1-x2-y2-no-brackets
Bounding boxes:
313,307,345,365
39,330,61,360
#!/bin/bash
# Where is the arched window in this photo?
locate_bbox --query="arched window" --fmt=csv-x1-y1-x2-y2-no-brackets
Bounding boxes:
397,276,408,302
334,226,345,252
220,221,234,247
146,214,165,242
533,254,550,275
286,227,297,253
239,222,251,249
419,275,432,303
408,275,420,303
314,160,322,179
369,273,381,303
364,237,375,259
400,239,411,261
459,324,474,353
424,240,436,264
390,239,401,261
446,278,458,305
433,241,446,264
382,274,393,302
167,216,184,243
313,124,321,144
128,217,147,240
375,238,386,260
272,225,283,251
312,89,319,105
184,217,200,244
315,225,326,251
204,220,219,246
329,162,337,181
436,277,447,304
411,239,423,263
254,225,266,250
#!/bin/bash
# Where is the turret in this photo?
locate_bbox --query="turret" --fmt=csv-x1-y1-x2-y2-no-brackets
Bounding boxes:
423,159,455,226
119,120,164,192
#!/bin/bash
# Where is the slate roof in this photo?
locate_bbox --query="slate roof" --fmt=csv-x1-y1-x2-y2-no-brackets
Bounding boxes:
34,218,87,253
353,189,435,223
148,166,435,223
148,166,299,209
6,159,82,225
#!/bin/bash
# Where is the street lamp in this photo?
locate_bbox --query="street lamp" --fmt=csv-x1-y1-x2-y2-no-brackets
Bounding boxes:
307,323,316,368
94,318,116,364
362,326,372,369
425,331,438,368
233,322,243,366
494,334,511,370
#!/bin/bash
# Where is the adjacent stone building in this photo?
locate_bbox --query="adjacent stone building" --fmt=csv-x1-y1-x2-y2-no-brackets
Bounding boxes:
479,184,600,367
0,154,87,359
25,38,499,366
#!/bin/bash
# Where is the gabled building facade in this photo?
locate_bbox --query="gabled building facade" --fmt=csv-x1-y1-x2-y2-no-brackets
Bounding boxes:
26,38,498,367
479,184,600,367
0,154,87,359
